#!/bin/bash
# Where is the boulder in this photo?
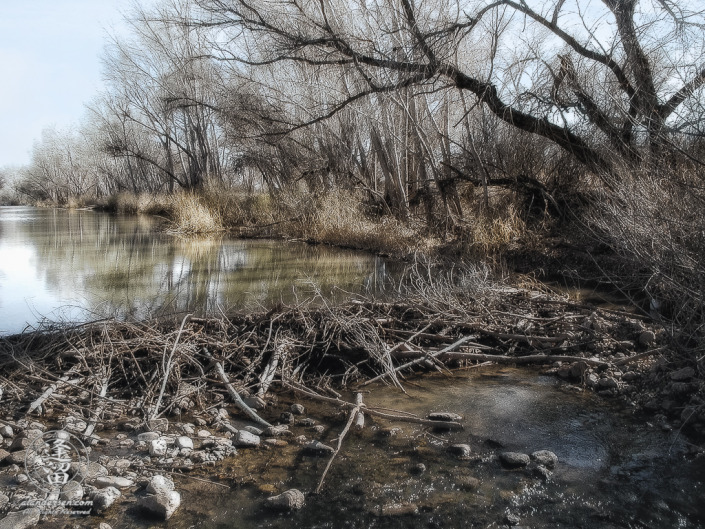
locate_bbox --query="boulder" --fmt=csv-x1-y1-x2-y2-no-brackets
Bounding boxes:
139,490,181,520
499,452,531,468
0,508,41,529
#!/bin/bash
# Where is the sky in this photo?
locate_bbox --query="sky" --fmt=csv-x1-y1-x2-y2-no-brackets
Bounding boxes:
0,0,139,168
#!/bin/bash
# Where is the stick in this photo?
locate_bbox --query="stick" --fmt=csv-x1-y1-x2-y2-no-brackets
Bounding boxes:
83,371,110,438
27,365,80,416
205,350,272,427
354,393,365,430
151,314,190,421
359,336,473,387
315,403,360,493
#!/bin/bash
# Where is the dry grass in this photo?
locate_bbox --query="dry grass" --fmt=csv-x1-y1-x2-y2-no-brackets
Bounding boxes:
168,192,224,234
102,192,172,216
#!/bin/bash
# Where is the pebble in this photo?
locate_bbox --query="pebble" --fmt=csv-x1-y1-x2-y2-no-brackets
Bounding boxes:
243,426,264,435
146,475,175,495
598,377,619,390
264,425,291,437
279,412,295,424
499,452,531,468
410,463,426,475
638,330,656,347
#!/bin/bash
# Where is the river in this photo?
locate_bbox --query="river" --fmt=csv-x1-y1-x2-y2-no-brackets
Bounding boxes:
0,206,396,335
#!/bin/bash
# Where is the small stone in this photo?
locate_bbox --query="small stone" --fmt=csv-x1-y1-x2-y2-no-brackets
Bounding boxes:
569,361,589,379
264,425,291,437
149,438,168,457
312,425,326,435
197,430,211,438
194,418,207,427
533,464,552,481
303,440,335,456
99,524,112,529
0,493,8,509
15,473,28,484
60,481,84,501
235,430,261,448
428,412,463,422
92,486,121,513
297,418,316,427
147,418,169,433
585,373,599,388
138,432,160,442
448,444,472,459
280,412,295,424
638,330,656,347
264,439,288,447
265,489,305,511
7,450,30,466
0,508,41,529
671,367,695,382
499,452,531,468
290,404,306,415
176,436,194,450
0,425,14,438
531,450,558,469
139,490,181,520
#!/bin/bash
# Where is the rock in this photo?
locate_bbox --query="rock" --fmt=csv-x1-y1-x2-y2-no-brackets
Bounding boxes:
8,450,30,466
139,490,181,520
243,426,263,435
176,436,194,450
197,429,211,438
75,461,108,480
410,463,426,475
428,412,463,422
531,450,558,469
638,330,656,347
0,449,9,464
10,436,33,452
377,503,419,516
447,444,472,459
533,464,552,481
312,425,326,435
94,476,134,489
379,427,401,437
265,489,305,511
303,440,335,456
147,418,169,433
598,377,619,390
60,481,84,501
569,361,589,379
499,452,531,468
235,431,261,448
264,425,291,437
146,475,175,495
0,425,13,438
243,396,266,410
670,382,692,395
180,423,196,435
671,367,695,382
15,473,28,484
585,373,600,388
99,524,112,529
138,432,160,442
149,438,168,457
92,487,121,513
0,508,41,529
456,476,480,491
504,513,521,526
291,404,306,415
264,438,288,447
0,493,8,509
297,418,316,427
622,371,639,382
279,412,295,424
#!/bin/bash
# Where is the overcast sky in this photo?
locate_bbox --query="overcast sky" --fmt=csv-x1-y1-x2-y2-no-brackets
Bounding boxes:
0,1,139,168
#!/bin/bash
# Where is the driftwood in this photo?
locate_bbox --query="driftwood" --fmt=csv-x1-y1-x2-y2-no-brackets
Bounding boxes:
315,401,361,493
354,393,365,430
27,365,81,416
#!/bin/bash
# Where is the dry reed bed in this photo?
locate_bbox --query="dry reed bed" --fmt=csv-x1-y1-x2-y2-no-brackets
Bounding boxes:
1,285,692,442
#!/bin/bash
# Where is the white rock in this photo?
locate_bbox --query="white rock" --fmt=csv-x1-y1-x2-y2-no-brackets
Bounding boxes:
60,481,84,501
0,508,41,529
138,432,161,442
94,476,134,489
176,436,194,450
92,486,121,513
139,490,181,520
146,475,175,495
0,425,13,438
149,438,168,457
197,430,211,438
235,430,261,448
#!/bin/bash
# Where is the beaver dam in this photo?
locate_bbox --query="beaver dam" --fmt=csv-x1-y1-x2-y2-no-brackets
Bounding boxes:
0,281,704,528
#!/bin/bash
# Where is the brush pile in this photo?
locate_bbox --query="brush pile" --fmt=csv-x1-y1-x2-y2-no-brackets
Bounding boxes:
0,278,702,438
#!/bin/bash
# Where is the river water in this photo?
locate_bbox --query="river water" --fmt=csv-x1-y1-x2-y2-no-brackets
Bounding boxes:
0,207,396,335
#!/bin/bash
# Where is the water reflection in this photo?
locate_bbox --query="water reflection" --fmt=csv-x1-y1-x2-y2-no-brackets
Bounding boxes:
0,207,398,335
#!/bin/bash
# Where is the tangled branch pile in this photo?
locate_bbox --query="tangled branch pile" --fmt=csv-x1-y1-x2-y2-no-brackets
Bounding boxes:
0,279,703,438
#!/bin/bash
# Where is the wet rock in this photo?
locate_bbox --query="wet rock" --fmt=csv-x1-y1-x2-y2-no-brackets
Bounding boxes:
377,503,419,516
303,440,335,456
139,490,181,520
448,444,472,459
585,373,599,388
291,404,305,415
598,377,619,390
428,412,463,422
312,425,326,435
280,412,295,424
265,489,305,511
92,487,121,513
456,476,480,491
94,476,134,489
504,513,521,526
671,367,695,382
146,475,175,495
533,464,552,481
176,436,194,450
235,431,261,448
531,450,558,469
149,438,168,457
499,452,530,468
638,330,656,347
379,427,401,437
0,508,41,529
60,481,84,501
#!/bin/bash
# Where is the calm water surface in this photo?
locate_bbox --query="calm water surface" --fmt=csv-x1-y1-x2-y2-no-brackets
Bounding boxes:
0,207,396,335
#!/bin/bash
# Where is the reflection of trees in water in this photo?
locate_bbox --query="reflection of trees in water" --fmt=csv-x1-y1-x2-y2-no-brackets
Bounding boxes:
6,208,397,323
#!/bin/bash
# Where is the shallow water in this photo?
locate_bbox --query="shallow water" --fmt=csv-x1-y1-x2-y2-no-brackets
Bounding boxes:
0,207,397,335
96,368,704,529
